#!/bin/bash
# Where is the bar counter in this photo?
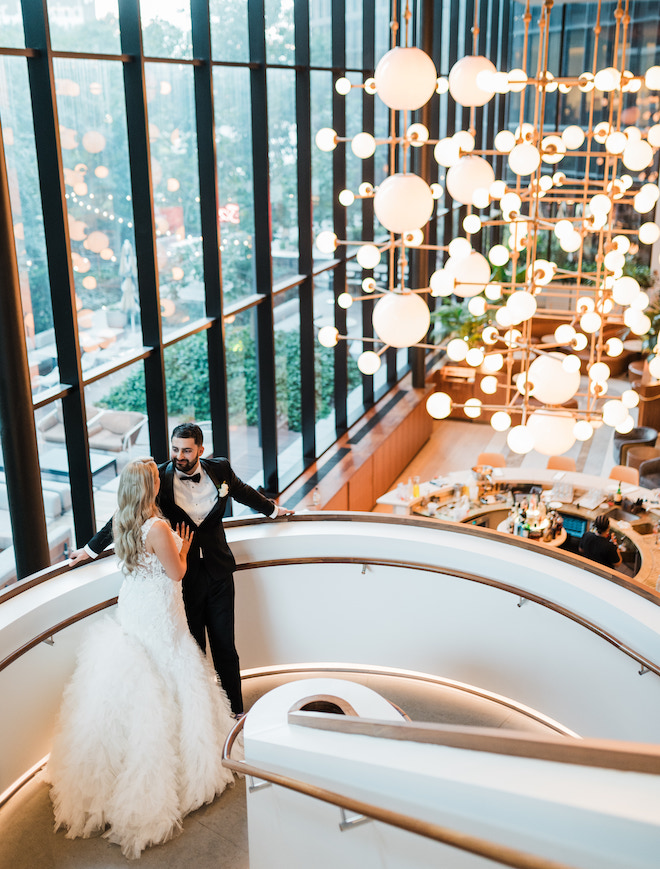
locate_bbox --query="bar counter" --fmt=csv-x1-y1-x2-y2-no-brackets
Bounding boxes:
377,468,660,591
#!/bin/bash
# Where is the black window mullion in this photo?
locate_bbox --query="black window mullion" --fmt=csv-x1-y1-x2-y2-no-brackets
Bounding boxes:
361,0,376,409
118,0,169,462
21,0,96,547
248,0,279,495
191,0,230,460
294,0,316,466
332,0,348,434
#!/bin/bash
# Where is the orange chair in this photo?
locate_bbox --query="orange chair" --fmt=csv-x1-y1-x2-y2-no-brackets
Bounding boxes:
608,465,639,486
476,452,506,468
546,456,576,472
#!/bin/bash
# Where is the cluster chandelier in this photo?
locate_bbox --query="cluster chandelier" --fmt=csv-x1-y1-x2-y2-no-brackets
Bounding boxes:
315,0,660,457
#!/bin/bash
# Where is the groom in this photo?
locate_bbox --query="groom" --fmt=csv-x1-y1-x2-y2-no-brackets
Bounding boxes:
70,422,293,715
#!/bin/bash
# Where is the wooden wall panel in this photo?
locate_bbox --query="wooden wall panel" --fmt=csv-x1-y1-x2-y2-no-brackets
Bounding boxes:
348,456,374,512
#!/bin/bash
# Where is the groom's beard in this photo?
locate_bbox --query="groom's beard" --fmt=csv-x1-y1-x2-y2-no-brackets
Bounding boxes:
175,458,199,474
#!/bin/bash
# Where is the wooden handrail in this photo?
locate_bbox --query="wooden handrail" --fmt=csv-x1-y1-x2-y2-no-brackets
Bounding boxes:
222,717,578,869
287,711,660,775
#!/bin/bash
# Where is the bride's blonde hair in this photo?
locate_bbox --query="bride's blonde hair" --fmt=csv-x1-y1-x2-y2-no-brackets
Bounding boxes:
113,459,163,573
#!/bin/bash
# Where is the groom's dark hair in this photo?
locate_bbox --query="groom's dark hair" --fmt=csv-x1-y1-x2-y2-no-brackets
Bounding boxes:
171,423,204,446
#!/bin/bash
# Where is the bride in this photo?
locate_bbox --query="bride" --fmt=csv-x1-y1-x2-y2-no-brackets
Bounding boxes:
47,458,237,859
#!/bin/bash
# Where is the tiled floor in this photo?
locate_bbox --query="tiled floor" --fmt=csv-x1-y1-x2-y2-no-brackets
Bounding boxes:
0,670,564,869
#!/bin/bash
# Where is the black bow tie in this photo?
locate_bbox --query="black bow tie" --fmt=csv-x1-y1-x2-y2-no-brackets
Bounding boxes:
181,473,201,483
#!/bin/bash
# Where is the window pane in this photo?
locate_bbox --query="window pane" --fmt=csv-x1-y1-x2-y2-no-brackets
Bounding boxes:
225,309,264,497
0,57,57,396
214,67,256,307
54,58,146,379
311,70,333,255
146,62,205,333
140,0,192,59
210,0,249,63
268,69,299,284
265,0,295,66
0,0,24,49
47,0,121,53
274,287,303,485
346,0,362,69
310,0,331,67
313,270,336,452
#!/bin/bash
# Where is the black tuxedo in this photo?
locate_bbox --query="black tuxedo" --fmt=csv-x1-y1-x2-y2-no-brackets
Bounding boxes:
87,457,276,713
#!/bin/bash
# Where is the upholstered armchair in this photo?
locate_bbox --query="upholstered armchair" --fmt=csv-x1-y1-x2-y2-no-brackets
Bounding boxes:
639,457,660,490
612,426,658,465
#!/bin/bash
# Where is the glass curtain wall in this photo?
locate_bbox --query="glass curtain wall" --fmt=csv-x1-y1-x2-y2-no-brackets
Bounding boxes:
0,0,410,581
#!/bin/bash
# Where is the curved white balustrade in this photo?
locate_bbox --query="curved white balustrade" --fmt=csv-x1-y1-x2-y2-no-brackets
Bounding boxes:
2,513,660,800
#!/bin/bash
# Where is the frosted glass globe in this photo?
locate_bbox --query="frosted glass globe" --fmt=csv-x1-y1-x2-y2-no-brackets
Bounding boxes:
528,411,577,456
612,275,640,306
528,353,580,404
407,123,430,146
625,310,651,336
623,141,654,171
338,189,355,207
621,389,640,408
595,66,621,92
357,351,381,375
483,352,504,372
616,416,635,435
491,411,512,432
448,55,496,107
316,231,337,253
649,355,660,380
468,296,487,316
633,193,655,214
446,156,495,205
489,180,506,199
640,183,660,201
337,292,353,309
572,333,588,351
356,244,381,269
590,194,612,214
374,173,434,233
494,130,516,153
480,375,498,394
445,251,491,298
464,398,482,418
577,296,594,313
488,244,510,266
528,259,555,285
446,338,468,361
559,230,582,252
508,142,541,176
315,127,337,151
606,337,624,357
588,362,610,383
374,47,437,110
624,126,643,144
426,392,452,419
434,137,461,168
648,124,660,147
485,282,502,300
465,347,484,367
429,269,455,297
446,238,471,261
555,324,576,344
372,292,431,348
541,135,565,164
639,222,660,245
453,130,476,153
602,399,628,427
632,291,650,310
561,125,585,149
318,326,339,347
573,420,594,441
645,66,660,90
507,425,534,454
463,214,482,234
580,311,602,334
613,235,631,254
495,307,513,328
507,290,537,323
335,76,352,95
562,355,582,374
508,69,527,92
362,278,377,293
603,250,625,272
482,326,499,345
605,131,627,154
351,132,376,158
500,192,522,217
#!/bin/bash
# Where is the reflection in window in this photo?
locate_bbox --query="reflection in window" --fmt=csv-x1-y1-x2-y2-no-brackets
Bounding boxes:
214,67,256,307
0,57,58,396
145,63,204,332
210,0,249,63
54,58,145,378
225,310,264,496
268,69,299,284
47,0,121,54
274,288,303,485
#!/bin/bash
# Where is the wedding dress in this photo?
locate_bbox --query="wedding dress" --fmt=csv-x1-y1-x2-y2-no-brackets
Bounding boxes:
47,517,236,859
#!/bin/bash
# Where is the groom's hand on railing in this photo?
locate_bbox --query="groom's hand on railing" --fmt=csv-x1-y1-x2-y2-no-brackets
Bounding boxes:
273,505,295,518
69,548,92,566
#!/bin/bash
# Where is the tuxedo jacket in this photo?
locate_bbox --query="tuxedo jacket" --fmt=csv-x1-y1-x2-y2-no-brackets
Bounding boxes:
88,458,276,577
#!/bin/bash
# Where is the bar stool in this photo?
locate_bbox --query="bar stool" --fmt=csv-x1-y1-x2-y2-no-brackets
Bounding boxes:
608,465,639,486
476,452,506,468
546,456,576,472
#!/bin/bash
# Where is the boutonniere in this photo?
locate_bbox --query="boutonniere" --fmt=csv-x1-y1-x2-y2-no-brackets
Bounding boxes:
217,482,229,498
